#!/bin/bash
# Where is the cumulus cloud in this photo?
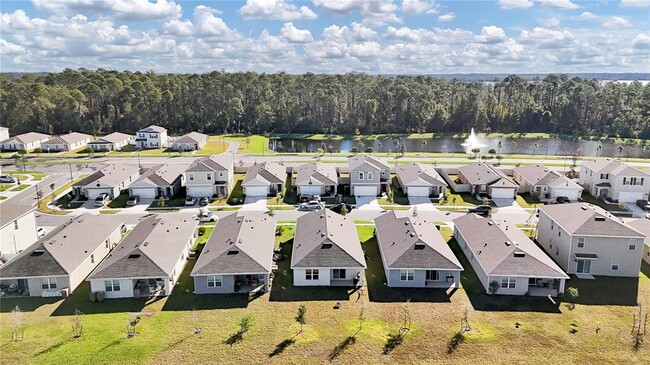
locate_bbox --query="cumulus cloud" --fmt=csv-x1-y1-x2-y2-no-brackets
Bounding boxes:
438,12,455,22
498,0,534,9
280,22,313,43
602,16,632,29
520,27,575,48
31,0,182,21
402,0,439,14
194,6,240,40
620,0,650,8
239,0,318,21
542,18,561,28
579,12,597,20
476,26,507,43
313,0,401,27
536,0,580,9
0,39,26,55
632,34,650,49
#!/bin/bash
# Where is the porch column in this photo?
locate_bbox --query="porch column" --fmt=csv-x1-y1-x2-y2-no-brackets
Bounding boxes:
454,271,460,289
558,279,566,294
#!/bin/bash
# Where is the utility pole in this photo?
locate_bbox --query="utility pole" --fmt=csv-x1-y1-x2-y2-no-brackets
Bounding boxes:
138,152,141,168
69,163,73,181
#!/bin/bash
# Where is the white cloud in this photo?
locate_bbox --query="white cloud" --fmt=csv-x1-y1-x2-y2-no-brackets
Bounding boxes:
162,19,194,37
313,0,401,27
280,22,313,43
0,39,26,55
520,27,575,48
498,0,534,10
438,12,455,22
239,0,318,21
349,41,381,59
31,0,182,21
312,0,366,15
542,18,561,28
620,0,650,8
193,6,240,40
536,0,580,9
579,12,597,20
476,26,507,43
632,34,650,49
402,0,439,14
602,16,632,29
350,22,378,40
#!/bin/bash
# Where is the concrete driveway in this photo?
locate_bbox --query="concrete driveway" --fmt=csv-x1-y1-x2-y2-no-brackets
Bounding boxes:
241,196,268,211
625,203,646,218
355,195,381,211
492,198,517,208
408,196,436,210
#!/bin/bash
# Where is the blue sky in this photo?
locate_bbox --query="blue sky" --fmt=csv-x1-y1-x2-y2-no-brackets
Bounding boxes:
1,1,648,73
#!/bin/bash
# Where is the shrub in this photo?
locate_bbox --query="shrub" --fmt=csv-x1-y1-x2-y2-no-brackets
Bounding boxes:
488,280,500,295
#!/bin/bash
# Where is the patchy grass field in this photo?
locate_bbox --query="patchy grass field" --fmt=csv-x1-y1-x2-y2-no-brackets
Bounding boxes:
223,135,274,155
196,140,228,155
1,226,649,365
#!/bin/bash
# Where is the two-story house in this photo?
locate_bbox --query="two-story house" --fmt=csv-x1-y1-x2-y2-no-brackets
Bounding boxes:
0,203,39,260
579,159,650,202
348,155,390,197
457,163,518,199
135,125,168,149
184,155,234,198
536,203,645,277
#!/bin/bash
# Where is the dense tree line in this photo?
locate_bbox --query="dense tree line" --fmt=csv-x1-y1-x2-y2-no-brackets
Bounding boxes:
1,69,649,138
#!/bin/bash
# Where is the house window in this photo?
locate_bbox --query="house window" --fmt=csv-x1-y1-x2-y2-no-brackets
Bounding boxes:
207,275,222,287
207,173,212,181
91,254,94,264
611,260,620,271
358,172,364,180
551,222,554,230
104,280,120,292
189,173,194,181
41,278,57,290
332,269,346,279
305,269,319,280
600,173,608,179
426,270,439,281
14,220,18,230
629,239,636,250
558,231,561,237
577,237,585,248
501,277,516,289
368,172,374,180
400,269,415,281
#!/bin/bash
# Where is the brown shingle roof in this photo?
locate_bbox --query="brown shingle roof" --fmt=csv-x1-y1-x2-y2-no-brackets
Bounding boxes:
396,163,446,186
295,162,338,186
173,132,207,145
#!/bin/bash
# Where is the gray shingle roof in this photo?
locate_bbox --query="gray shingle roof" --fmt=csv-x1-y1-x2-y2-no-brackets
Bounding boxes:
292,210,366,268
1,132,50,145
626,219,650,243
0,214,123,279
0,203,35,229
374,211,462,270
185,155,233,173
581,159,649,176
348,155,390,171
138,125,167,134
539,203,644,237
43,132,92,146
191,214,275,275
453,214,568,278
242,162,285,185
396,163,446,187
73,164,139,188
295,162,338,186
89,132,132,145
458,164,516,187
87,215,198,280
172,132,207,145
134,163,188,186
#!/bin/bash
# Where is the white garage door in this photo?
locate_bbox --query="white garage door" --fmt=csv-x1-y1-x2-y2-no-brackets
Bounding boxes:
618,191,645,203
86,188,113,200
188,186,214,197
298,185,321,196
354,185,377,196
407,186,430,197
491,187,515,199
130,187,156,199
552,188,581,201
244,186,268,197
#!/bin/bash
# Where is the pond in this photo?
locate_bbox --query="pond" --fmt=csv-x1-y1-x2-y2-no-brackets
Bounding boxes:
269,135,650,158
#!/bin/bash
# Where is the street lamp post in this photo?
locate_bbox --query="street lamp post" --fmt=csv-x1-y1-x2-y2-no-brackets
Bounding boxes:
68,163,73,181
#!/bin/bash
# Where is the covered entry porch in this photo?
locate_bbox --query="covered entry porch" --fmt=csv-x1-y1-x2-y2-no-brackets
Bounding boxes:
527,277,566,297
234,273,270,293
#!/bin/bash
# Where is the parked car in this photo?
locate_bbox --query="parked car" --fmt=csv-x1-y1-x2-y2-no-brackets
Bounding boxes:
199,197,210,206
637,200,650,211
194,211,217,222
468,205,492,216
0,175,17,183
299,193,310,203
94,193,110,207
556,196,571,204
185,196,197,206
126,196,139,206
330,203,352,214
37,227,47,238
298,200,323,211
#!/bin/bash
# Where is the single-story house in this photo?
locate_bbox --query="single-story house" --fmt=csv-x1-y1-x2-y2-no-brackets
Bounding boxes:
192,214,276,294
453,214,569,296
88,132,133,151
513,164,583,201
348,155,391,197
291,210,366,286
128,163,188,199
536,203,645,277
0,126,8,142
295,162,338,197
72,164,140,200
41,132,93,152
87,215,198,299
184,155,234,197
0,203,39,260
626,219,650,265
457,163,518,199
135,125,168,149
1,132,51,151
0,214,124,297
241,162,286,196
171,132,208,151
374,211,462,288
396,163,447,198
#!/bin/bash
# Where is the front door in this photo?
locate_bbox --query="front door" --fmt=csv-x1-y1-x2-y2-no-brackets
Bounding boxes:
426,270,438,281
599,189,608,198
17,279,28,291
577,260,591,274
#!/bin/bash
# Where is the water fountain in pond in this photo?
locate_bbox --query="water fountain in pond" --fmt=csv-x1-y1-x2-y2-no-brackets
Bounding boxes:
461,128,487,154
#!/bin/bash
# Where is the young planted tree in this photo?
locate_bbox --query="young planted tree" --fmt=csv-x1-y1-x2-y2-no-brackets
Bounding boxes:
488,280,500,295
12,306,23,341
632,304,647,349
295,304,307,334
340,203,348,216
566,287,580,310
72,309,84,338
471,148,480,159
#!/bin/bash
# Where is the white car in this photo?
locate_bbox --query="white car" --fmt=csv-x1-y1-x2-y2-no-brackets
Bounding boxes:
94,193,110,207
194,212,218,222
298,200,323,211
37,227,47,238
0,175,17,184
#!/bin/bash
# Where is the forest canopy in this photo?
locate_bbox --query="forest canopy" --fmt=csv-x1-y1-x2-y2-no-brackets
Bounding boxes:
1,69,648,138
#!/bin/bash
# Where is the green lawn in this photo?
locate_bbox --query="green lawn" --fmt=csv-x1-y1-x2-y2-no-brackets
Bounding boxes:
13,184,30,191
435,190,482,207
99,209,120,214
267,174,297,205
223,135,274,155
516,194,544,209
1,226,649,364
0,183,15,192
1,169,47,180
580,193,625,211
196,140,228,155
226,175,245,205
147,196,186,209
107,193,130,208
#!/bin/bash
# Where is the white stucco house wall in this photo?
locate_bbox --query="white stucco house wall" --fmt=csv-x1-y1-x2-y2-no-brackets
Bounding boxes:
579,159,650,203
0,203,39,260
135,125,168,149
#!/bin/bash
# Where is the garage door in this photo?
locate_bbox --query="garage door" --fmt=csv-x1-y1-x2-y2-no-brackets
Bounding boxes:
491,187,515,199
86,188,113,200
298,185,321,196
618,191,645,203
354,185,377,196
552,188,581,201
188,186,214,197
244,186,268,197
130,187,156,199
407,186,430,197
